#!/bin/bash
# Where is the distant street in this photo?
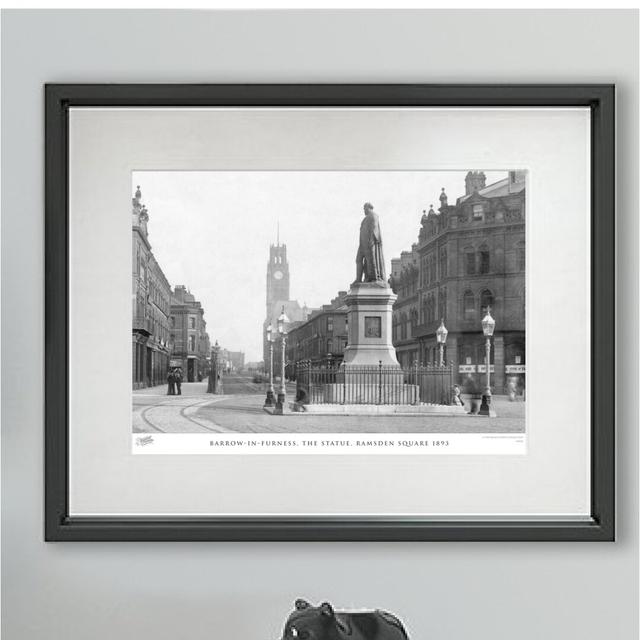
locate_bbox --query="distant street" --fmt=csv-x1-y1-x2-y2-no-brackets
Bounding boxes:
213,372,265,395
132,372,525,434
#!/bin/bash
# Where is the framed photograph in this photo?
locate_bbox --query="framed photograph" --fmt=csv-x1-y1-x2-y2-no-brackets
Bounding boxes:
45,84,614,541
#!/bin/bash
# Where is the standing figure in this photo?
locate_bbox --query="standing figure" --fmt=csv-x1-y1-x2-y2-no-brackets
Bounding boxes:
355,202,386,283
452,384,464,407
174,367,183,395
167,369,176,395
507,377,517,402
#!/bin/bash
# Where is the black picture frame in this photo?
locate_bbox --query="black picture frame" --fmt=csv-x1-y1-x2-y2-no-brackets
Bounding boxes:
45,84,615,542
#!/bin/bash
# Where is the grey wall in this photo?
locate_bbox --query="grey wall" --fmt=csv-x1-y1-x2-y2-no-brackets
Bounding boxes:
2,10,637,640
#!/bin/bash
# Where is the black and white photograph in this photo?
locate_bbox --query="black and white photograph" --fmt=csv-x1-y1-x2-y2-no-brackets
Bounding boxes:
131,169,526,453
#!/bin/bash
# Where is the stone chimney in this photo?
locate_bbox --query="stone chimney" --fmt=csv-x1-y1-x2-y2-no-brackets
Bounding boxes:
465,171,487,195
508,170,527,189
173,285,187,303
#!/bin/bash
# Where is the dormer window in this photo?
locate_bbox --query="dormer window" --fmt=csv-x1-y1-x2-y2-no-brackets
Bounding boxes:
472,204,484,221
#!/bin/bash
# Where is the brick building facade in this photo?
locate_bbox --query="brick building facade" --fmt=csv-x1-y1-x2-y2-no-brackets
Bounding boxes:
169,286,211,382
132,186,172,389
227,351,246,372
285,291,349,369
390,171,526,395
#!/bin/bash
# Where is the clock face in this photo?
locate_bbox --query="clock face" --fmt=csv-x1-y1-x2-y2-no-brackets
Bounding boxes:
273,270,283,280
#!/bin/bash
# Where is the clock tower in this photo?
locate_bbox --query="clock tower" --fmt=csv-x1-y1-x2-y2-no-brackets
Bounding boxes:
262,239,308,372
266,243,290,316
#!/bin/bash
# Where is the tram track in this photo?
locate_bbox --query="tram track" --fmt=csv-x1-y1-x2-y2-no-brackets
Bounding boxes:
139,405,166,433
133,374,289,434
138,396,229,433
179,400,228,432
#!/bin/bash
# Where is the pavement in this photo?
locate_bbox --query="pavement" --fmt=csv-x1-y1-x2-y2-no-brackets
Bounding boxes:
132,373,525,434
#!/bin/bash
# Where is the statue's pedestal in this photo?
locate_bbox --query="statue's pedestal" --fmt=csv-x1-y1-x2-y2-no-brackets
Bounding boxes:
342,283,399,367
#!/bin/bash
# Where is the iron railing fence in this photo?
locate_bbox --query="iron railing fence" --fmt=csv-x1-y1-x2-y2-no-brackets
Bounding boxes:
294,360,454,406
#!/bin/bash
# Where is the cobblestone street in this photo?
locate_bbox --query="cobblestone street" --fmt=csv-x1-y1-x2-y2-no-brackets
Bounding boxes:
133,373,525,434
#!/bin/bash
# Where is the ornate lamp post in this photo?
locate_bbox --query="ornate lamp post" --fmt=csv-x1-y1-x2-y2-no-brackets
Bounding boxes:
263,324,275,407
217,344,225,394
479,308,496,417
207,340,221,394
436,318,448,367
274,306,289,415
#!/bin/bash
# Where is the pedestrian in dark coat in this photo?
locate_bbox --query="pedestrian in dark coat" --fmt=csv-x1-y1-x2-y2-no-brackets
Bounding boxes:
175,368,183,395
167,369,176,395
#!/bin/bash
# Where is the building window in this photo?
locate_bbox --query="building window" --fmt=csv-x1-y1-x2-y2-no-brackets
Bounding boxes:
439,247,447,278
480,289,494,316
478,244,490,274
189,335,196,352
438,287,447,320
507,342,525,365
189,317,196,329
426,294,435,324
465,249,476,275
327,316,333,333
516,241,526,271
460,343,476,366
463,291,475,321
326,339,333,354
472,204,484,221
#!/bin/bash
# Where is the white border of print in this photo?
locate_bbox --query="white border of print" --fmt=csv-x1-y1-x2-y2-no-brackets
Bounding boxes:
69,107,589,517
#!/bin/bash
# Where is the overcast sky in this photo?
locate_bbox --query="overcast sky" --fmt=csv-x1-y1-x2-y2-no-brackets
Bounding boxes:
133,170,507,362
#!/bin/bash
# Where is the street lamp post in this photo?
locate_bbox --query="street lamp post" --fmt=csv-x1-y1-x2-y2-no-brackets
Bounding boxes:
274,306,289,415
479,307,496,417
263,324,275,407
207,340,221,394
217,345,224,395
436,318,448,367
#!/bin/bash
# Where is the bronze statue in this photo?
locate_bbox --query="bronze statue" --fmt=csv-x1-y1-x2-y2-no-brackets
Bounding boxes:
355,202,386,284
